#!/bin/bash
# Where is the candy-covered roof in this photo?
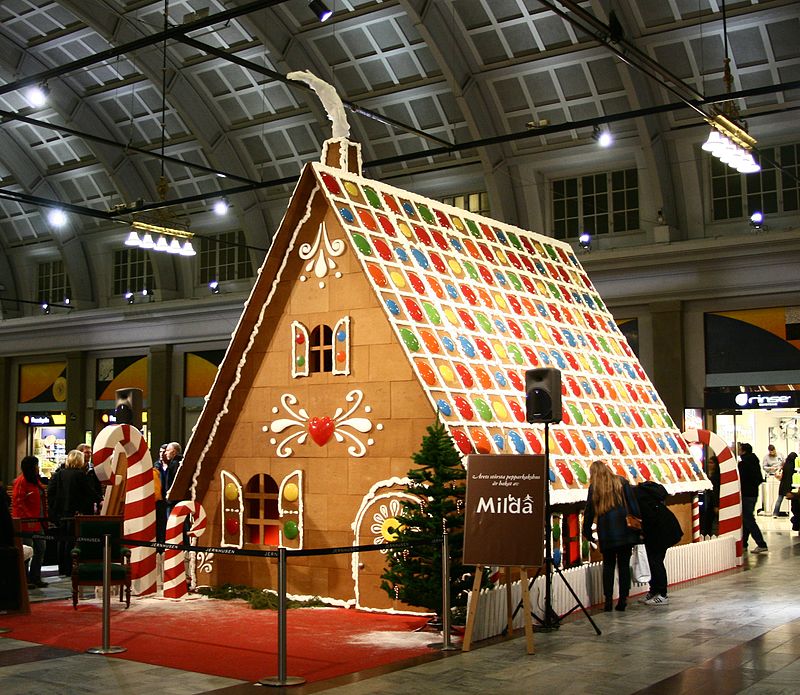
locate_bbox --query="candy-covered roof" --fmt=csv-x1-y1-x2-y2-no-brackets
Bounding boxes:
311,159,709,503
174,140,709,505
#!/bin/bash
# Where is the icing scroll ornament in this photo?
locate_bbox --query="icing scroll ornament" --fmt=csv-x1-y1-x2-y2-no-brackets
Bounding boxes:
371,498,405,553
299,221,345,288
264,389,381,458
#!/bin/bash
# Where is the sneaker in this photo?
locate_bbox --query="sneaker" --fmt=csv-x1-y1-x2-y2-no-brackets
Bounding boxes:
752,546,769,554
639,592,656,604
645,594,669,606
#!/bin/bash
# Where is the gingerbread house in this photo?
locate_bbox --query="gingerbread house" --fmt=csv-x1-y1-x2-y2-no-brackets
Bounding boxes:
170,137,709,611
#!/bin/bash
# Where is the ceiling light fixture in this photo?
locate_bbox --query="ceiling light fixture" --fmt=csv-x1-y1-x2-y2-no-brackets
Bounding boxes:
47,208,67,227
750,210,764,231
27,83,49,108
41,302,50,315
592,125,613,148
578,232,592,251
213,198,229,216
124,291,135,305
308,0,332,22
702,0,760,175
209,280,220,295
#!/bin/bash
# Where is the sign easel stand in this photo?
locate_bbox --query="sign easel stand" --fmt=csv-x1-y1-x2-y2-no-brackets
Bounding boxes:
462,565,534,654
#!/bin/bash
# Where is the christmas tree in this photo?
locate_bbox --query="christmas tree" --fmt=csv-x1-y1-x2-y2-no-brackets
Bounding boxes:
380,420,486,616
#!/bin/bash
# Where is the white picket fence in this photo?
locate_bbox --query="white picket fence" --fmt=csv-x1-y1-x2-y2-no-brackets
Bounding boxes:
465,536,737,642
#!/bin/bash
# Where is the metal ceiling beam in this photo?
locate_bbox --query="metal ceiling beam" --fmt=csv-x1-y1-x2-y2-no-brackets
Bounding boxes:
0,109,260,185
175,34,453,147
4,79,797,222
0,0,290,98
537,0,709,121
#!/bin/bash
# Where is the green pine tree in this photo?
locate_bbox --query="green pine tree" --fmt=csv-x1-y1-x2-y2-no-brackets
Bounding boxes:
380,420,488,616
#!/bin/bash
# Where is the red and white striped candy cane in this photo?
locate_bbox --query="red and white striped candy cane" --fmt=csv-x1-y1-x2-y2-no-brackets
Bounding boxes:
92,424,158,595
683,429,742,565
692,495,701,541
163,501,207,599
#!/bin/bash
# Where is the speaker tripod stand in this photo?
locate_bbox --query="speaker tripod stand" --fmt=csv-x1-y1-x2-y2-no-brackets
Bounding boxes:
512,418,601,635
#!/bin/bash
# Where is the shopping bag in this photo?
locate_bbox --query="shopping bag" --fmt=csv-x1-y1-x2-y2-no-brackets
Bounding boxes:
631,543,651,583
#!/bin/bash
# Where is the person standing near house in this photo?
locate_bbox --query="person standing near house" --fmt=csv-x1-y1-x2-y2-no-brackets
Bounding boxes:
48,449,101,575
77,443,103,513
158,442,184,543
774,453,796,518
738,442,768,554
12,456,48,588
582,460,641,612
635,480,683,606
763,444,783,475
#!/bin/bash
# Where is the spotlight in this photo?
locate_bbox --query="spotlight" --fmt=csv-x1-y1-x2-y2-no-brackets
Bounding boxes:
41,302,50,315
140,233,155,249
141,288,150,297
213,198,229,216
125,231,141,246
578,232,592,251
308,0,332,22
209,280,220,295
64,297,71,305
47,208,67,227
124,291,134,304
750,211,764,231
167,238,182,254
155,236,170,252
27,83,49,108
180,240,197,256
592,125,613,148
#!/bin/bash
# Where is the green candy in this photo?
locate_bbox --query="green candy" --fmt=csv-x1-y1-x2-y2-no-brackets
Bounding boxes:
507,232,522,250
399,328,420,352
417,203,435,224
507,344,524,365
507,272,523,291
351,232,372,256
571,461,588,485
466,219,481,238
363,186,383,209
423,302,441,325
522,321,537,341
464,261,480,281
476,313,493,333
473,397,493,422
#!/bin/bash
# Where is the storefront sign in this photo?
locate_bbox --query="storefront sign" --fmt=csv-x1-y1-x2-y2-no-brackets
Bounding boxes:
22,413,66,426
705,390,800,410
463,455,546,567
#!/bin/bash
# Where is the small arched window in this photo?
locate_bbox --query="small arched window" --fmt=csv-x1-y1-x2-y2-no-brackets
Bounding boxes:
244,474,280,546
309,324,333,373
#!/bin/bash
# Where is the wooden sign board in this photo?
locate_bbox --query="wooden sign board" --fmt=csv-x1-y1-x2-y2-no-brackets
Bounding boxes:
463,454,546,568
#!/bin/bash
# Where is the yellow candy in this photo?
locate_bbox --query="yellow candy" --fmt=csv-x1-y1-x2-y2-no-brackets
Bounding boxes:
398,221,413,239
390,271,406,288
444,308,459,326
448,258,463,276
492,401,508,420
492,341,507,359
344,181,360,196
584,408,596,424
438,364,455,383
493,293,508,310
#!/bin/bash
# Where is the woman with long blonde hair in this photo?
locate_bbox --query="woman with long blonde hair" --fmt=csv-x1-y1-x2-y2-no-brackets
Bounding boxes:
582,460,641,611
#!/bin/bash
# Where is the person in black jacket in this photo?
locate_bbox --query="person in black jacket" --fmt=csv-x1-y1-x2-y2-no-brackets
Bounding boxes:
738,442,768,553
635,481,683,606
582,460,641,612
48,449,101,575
773,452,796,517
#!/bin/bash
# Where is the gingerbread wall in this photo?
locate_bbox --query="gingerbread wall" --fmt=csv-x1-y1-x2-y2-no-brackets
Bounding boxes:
198,200,439,606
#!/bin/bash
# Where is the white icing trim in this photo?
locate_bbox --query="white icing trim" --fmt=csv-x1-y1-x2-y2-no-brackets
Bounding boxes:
278,469,304,549
291,321,310,378
298,221,346,287
332,315,351,376
321,137,362,173
220,470,244,548
188,186,320,502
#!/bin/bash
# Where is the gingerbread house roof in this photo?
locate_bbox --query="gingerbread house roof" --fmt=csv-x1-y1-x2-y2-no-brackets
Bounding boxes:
174,139,709,505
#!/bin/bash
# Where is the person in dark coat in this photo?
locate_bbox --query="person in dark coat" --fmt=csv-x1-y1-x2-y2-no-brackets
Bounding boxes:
738,442,768,553
582,460,641,612
48,449,101,575
773,452,796,517
635,481,683,606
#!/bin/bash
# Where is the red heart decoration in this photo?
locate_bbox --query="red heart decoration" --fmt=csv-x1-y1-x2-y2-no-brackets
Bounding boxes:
308,416,335,446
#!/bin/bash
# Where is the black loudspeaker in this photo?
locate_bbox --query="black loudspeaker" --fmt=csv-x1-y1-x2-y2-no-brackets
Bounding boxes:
525,368,562,424
114,387,143,429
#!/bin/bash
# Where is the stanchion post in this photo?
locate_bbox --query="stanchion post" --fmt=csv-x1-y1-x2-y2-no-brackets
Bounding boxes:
87,533,126,654
428,530,458,651
259,547,305,687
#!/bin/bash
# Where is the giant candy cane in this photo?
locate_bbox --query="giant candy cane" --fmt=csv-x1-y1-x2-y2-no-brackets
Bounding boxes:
682,429,743,565
163,501,207,599
92,424,158,595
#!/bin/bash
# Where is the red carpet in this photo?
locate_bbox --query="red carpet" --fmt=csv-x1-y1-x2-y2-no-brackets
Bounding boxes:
1,597,438,683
